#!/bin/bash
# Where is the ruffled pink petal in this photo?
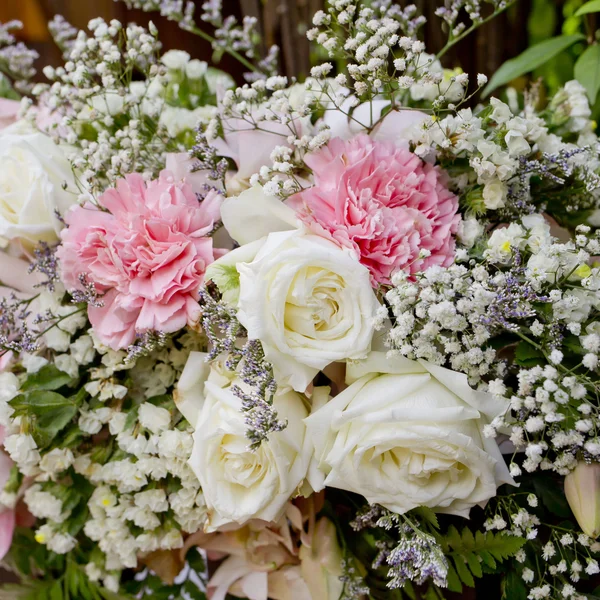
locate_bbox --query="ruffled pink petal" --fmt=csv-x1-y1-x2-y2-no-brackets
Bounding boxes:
290,134,459,285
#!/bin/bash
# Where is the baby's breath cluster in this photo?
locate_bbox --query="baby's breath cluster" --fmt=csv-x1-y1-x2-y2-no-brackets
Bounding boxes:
38,17,224,194
388,216,600,477
486,494,600,599
115,0,279,79
0,20,38,92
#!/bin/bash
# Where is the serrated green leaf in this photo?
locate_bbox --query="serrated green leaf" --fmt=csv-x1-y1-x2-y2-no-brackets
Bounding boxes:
466,552,483,578
49,581,63,600
21,365,73,392
575,0,600,16
485,534,527,561
461,527,475,547
413,506,439,530
452,555,475,587
446,525,463,549
480,550,497,569
482,34,586,97
575,45,600,104
514,341,545,367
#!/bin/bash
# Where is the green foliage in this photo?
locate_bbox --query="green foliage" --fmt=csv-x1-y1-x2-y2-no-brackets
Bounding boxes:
575,44,600,104
501,568,528,600
528,0,558,44
9,367,85,449
9,390,80,449
514,341,545,367
575,0,600,16
532,474,573,518
482,34,585,97
21,365,75,392
436,526,526,593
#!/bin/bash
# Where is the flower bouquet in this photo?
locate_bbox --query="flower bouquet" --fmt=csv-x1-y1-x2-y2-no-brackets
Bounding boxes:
1,0,600,599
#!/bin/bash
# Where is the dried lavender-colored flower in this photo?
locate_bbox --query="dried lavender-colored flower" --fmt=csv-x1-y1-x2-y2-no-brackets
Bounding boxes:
199,287,286,447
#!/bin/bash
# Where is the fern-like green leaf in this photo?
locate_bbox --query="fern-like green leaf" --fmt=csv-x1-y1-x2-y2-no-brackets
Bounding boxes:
452,556,475,587
437,526,526,593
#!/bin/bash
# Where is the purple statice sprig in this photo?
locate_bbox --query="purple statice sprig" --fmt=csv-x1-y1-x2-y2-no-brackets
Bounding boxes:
69,273,105,309
28,243,60,293
125,330,170,365
199,286,286,448
481,249,551,333
351,504,449,591
339,558,371,600
0,293,39,355
500,147,595,219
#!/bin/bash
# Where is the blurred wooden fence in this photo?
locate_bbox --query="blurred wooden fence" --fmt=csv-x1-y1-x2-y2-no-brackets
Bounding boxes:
0,0,537,83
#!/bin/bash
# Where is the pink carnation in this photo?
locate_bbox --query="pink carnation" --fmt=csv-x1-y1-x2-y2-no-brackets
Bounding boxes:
57,171,222,349
289,135,460,285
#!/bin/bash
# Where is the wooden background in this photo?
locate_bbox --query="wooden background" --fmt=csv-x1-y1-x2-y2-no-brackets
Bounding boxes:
1,0,535,83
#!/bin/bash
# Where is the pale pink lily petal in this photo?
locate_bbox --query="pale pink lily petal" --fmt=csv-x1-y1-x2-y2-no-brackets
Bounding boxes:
0,253,41,295
0,99,20,130
165,153,213,196
0,510,15,560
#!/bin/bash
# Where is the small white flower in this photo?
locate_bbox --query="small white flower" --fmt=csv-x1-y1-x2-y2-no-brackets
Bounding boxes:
521,567,534,583
138,403,171,434
161,49,190,70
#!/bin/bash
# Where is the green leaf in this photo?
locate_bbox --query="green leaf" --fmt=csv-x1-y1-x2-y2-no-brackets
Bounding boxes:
482,34,585,97
575,44,600,104
502,569,528,600
10,390,78,448
514,341,545,367
33,405,78,448
479,549,497,570
21,365,73,392
575,0,600,16
452,555,475,587
413,506,439,530
49,581,63,600
533,475,573,518
466,552,483,578
183,580,207,600
10,390,72,413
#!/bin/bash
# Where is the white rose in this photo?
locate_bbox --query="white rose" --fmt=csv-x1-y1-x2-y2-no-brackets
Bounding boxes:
212,229,380,392
305,352,513,517
0,121,77,244
177,352,310,530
